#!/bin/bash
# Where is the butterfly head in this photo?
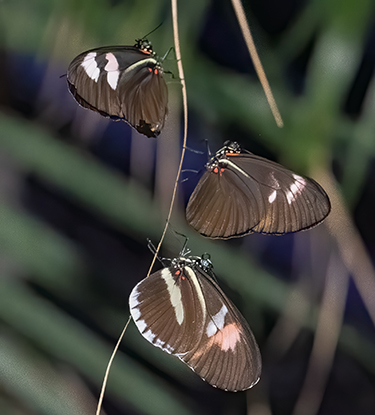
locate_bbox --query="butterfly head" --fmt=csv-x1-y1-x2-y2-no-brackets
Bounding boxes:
134,38,155,56
222,141,241,155
195,253,213,273
206,141,241,171
169,253,213,274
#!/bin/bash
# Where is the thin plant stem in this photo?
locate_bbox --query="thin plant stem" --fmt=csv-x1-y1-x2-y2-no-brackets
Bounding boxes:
95,315,132,415
314,167,375,328
95,1,188,412
230,0,284,128
146,0,188,278
291,253,349,415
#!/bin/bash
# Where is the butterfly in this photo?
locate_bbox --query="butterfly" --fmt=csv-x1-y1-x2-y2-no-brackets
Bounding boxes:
67,39,168,138
186,141,331,239
129,251,261,391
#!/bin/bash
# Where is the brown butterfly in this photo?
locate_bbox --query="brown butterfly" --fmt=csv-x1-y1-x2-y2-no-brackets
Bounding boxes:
186,141,331,239
129,252,261,392
67,39,168,138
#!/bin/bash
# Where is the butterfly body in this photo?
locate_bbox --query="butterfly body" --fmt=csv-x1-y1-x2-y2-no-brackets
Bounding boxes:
129,253,261,391
67,40,168,137
186,141,331,239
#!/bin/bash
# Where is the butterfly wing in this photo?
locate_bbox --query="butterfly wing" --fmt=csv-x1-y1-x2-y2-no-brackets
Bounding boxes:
129,264,261,391
181,267,261,391
186,168,263,238
129,266,206,356
117,56,168,137
231,154,331,234
67,46,168,137
186,153,330,238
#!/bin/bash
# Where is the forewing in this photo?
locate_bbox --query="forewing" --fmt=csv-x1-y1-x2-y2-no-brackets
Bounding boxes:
181,268,262,391
67,47,139,117
129,267,205,356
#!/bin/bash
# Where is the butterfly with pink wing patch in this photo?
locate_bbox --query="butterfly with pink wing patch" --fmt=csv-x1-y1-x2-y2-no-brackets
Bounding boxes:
129,252,261,391
67,39,168,138
186,141,331,239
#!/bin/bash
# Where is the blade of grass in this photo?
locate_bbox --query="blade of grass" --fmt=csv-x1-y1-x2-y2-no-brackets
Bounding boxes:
0,277,197,415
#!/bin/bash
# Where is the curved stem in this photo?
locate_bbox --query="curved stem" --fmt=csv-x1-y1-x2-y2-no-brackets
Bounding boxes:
146,0,188,277
95,315,132,415
96,2,188,411
231,0,284,128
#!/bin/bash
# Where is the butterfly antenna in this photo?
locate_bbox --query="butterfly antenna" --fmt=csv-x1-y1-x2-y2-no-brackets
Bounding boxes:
162,46,176,61
204,138,212,158
167,227,190,257
179,235,191,257
147,238,167,267
142,22,164,40
183,145,204,154
181,168,199,174
180,169,199,184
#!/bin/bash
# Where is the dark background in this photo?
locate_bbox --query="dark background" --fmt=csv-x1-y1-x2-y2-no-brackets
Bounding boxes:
1,0,375,414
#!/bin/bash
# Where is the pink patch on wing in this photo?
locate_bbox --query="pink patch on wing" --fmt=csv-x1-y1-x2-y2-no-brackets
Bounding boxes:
211,323,241,351
189,323,242,363
104,53,119,71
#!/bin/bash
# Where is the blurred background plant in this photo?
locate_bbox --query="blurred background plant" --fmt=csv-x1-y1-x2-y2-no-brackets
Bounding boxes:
1,0,375,414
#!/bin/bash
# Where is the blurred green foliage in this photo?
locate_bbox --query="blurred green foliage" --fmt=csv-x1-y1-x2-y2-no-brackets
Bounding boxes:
1,0,375,414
